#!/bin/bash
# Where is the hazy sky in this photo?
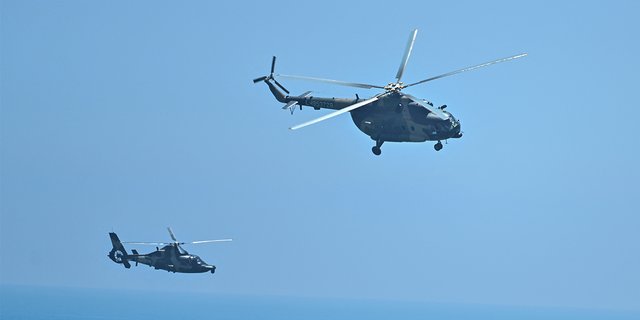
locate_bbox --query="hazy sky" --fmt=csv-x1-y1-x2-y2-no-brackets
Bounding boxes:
2,0,639,311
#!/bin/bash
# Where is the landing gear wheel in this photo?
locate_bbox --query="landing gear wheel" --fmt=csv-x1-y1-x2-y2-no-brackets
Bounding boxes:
372,139,384,156
434,141,443,151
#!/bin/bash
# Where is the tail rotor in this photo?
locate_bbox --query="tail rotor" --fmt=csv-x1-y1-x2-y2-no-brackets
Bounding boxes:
108,232,131,269
253,56,290,94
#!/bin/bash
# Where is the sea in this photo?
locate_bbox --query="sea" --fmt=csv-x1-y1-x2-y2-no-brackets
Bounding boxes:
1,285,638,320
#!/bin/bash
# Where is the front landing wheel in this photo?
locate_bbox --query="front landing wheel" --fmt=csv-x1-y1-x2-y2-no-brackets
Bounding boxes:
372,146,382,156
434,141,443,151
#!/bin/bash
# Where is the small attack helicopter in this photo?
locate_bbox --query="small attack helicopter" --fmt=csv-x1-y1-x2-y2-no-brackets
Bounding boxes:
108,228,231,274
253,29,526,155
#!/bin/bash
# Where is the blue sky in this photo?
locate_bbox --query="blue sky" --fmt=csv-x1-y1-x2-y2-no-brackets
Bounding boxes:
2,0,639,312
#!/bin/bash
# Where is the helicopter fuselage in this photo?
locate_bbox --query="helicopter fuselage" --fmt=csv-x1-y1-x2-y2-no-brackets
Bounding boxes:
266,80,462,144
255,31,525,155
128,244,216,274
350,93,461,143
108,232,218,274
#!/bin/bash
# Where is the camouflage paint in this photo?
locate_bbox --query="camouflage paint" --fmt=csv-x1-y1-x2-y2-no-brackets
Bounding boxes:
267,82,462,144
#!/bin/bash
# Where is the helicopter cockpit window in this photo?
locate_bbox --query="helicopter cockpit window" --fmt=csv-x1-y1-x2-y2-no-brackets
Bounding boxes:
448,114,458,128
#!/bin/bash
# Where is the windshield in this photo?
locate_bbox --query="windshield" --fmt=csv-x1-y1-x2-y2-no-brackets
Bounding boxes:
445,112,458,128
193,255,207,265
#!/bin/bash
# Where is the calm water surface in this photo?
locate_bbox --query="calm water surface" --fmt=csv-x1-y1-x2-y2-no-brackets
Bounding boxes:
1,285,638,320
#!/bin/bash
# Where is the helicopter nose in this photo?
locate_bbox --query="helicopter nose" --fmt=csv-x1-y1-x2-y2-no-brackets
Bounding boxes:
453,122,462,138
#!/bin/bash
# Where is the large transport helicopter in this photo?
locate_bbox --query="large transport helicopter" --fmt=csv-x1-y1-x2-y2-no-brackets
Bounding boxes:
108,228,231,274
253,29,526,155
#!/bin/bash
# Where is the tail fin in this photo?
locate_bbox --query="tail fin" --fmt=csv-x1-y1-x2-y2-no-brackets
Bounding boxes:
108,232,131,268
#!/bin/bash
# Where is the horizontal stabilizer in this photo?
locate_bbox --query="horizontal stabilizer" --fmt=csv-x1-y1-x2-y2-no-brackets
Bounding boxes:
283,101,298,110
283,91,313,112
298,91,314,98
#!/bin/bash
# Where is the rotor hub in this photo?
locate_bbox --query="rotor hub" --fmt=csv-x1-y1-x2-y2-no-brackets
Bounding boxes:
384,82,405,92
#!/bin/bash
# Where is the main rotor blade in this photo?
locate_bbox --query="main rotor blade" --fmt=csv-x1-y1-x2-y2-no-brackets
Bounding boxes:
290,94,382,130
122,241,171,245
122,239,233,245
186,239,233,244
405,53,527,88
396,29,418,82
277,74,385,90
402,93,449,120
167,227,177,242
271,56,276,74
